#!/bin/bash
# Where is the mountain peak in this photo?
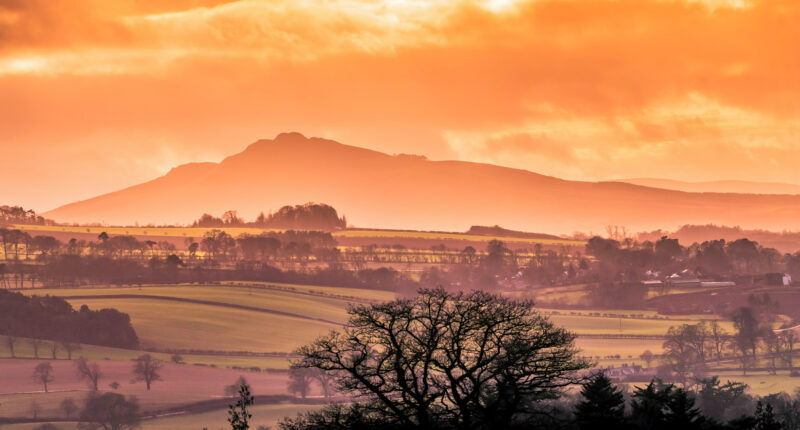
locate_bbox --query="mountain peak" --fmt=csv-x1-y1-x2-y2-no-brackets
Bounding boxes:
42,134,800,232
274,131,309,143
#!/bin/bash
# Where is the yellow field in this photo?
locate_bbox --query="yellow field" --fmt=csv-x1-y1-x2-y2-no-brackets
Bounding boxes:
547,314,734,335
13,224,274,238
14,224,584,246
335,228,584,246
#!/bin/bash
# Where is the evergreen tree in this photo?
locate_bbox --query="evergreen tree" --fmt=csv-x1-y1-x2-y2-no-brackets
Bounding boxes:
755,401,781,430
575,372,626,430
631,380,671,429
664,388,706,429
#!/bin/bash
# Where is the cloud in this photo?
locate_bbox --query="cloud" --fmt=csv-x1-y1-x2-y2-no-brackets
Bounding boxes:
0,0,798,211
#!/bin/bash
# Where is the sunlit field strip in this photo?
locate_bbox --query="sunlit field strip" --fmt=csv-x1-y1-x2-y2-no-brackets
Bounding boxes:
1,404,321,430
29,285,354,324
13,224,585,246
0,335,292,369
335,229,585,245
62,297,335,353
13,224,275,237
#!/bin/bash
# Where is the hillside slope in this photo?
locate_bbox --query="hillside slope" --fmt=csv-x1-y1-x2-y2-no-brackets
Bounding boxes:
618,178,800,195
45,132,800,233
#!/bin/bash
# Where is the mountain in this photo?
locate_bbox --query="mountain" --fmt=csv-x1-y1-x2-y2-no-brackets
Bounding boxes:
44,132,800,233
618,178,800,195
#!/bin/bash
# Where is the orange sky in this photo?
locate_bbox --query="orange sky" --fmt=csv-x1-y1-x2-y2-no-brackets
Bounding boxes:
1,0,798,212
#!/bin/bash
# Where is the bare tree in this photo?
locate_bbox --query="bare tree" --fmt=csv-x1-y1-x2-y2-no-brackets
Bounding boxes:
781,331,797,374
131,354,162,390
61,397,79,419
662,324,706,387
5,333,17,358
225,376,249,398
640,350,654,368
32,362,54,392
61,340,81,360
288,365,313,399
75,357,102,391
709,320,729,364
49,341,59,359
29,337,44,359
312,368,335,400
296,288,589,428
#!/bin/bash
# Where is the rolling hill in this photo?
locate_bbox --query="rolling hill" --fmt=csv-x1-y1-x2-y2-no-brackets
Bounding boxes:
44,132,800,233
618,178,800,195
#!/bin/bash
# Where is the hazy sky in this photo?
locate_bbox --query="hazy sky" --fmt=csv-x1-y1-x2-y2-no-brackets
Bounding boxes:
1,0,798,212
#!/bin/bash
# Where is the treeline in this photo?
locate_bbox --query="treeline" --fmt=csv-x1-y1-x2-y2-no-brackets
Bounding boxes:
0,290,139,349
196,230,337,262
0,205,54,226
192,203,346,231
641,224,800,254
655,293,794,382
2,253,416,294
586,236,800,280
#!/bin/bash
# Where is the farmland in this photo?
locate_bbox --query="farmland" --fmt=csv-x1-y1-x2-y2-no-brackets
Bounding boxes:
0,281,787,428
21,283,386,353
0,358,297,419
13,224,584,251
1,403,320,430
10,283,728,370
18,284,723,350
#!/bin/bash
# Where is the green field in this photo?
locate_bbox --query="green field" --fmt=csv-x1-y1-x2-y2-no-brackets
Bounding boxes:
21,283,397,354
62,297,334,353
20,284,725,357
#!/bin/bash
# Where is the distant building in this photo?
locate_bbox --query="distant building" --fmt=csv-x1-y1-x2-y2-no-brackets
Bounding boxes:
765,272,793,286
603,363,658,382
666,270,701,288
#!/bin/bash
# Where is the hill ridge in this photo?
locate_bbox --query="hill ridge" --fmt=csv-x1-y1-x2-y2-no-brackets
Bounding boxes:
43,133,800,233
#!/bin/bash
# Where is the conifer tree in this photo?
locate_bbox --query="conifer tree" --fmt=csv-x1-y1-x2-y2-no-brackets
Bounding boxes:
575,372,626,430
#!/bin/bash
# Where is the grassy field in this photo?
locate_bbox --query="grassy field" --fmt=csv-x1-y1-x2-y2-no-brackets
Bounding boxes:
21,283,399,354
27,284,368,324
547,314,735,335
141,403,321,430
13,224,275,238
63,297,334,353
0,403,320,430
19,283,727,357
334,229,584,246
14,224,584,246
0,358,296,418
0,335,293,370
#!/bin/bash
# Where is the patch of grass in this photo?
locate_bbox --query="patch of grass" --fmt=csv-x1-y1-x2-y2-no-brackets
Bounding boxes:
576,337,665,358
0,335,291,370
547,314,734,335
62,297,334,353
140,403,322,430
